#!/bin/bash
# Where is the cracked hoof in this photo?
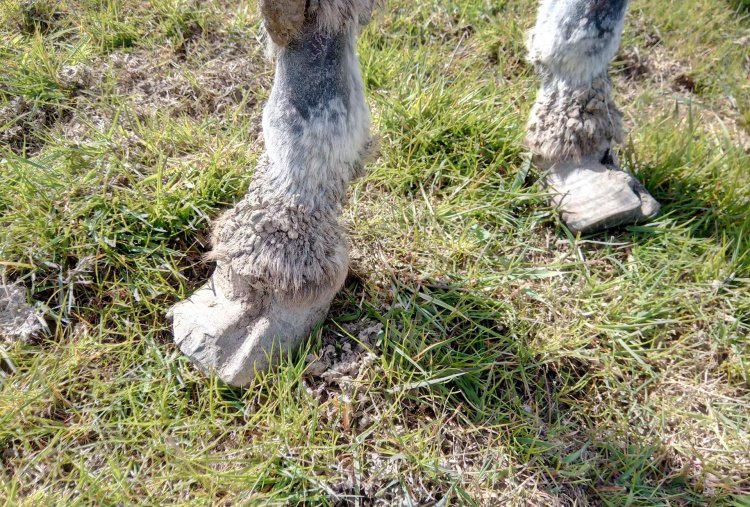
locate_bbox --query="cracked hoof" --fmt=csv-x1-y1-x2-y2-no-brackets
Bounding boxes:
541,155,660,234
168,264,341,387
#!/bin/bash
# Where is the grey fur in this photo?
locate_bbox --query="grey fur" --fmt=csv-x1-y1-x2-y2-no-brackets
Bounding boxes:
207,156,350,302
309,0,380,34
526,74,624,161
525,0,660,234
526,0,628,161
527,0,628,87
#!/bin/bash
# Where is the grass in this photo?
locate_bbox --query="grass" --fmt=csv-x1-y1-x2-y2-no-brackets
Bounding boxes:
1,0,749,505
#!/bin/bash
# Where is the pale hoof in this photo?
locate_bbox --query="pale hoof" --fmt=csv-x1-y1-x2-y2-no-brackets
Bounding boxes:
540,155,660,234
168,264,339,387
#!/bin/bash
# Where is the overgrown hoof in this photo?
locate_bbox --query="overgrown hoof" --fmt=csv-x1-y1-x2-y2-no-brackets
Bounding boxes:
540,155,660,234
167,264,339,387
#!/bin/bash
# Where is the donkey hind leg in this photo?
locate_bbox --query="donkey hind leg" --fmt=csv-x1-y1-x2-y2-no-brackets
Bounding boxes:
526,0,660,234
169,1,374,387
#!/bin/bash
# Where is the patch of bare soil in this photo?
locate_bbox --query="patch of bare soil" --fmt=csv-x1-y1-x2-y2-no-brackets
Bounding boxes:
0,97,66,155
57,35,270,146
303,320,383,425
2,32,270,157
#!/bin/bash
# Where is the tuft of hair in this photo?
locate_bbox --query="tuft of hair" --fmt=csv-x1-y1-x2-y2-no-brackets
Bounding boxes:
525,75,624,162
205,158,351,304
259,0,383,57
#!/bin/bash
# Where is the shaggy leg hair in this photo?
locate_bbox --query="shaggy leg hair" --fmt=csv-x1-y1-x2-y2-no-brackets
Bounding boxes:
526,74,624,162
525,0,627,161
169,7,373,386
208,24,372,303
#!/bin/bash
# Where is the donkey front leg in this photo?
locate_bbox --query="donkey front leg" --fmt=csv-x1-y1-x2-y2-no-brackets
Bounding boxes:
526,0,660,233
169,1,374,387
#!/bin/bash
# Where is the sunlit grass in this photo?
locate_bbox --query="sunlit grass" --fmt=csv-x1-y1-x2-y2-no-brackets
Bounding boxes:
1,0,749,505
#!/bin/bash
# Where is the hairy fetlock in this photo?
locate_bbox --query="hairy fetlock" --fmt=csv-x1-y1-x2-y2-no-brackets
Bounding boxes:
207,168,348,303
525,75,624,161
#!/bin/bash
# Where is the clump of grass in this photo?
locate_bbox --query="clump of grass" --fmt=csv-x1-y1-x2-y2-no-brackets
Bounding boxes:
19,0,65,35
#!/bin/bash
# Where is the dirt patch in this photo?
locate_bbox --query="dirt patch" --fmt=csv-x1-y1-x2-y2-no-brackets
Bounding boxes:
1,31,270,159
0,97,64,155
303,320,383,422
102,40,266,119
301,315,599,506
613,46,750,153
56,35,269,147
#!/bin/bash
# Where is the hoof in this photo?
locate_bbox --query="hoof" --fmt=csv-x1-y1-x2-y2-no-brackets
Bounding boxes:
168,264,340,387
540,155,660,234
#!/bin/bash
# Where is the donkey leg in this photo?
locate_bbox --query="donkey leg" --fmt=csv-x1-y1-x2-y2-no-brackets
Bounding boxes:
526,0,660,234
169,1,374,387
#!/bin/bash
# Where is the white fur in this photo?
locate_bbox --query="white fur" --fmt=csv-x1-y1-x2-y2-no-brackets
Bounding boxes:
528,0,627,87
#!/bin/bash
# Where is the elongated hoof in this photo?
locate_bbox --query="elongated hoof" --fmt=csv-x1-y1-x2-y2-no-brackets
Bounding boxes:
541,155,660,234
168,264,340,387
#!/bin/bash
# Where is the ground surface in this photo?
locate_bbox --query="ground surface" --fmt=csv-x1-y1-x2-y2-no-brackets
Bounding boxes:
1,0,749,505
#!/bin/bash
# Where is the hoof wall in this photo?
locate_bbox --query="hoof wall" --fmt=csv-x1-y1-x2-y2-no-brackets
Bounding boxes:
541,156,660,234
168,266,336,387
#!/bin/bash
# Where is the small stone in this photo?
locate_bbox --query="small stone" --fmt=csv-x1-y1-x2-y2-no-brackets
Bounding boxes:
0,285,44,345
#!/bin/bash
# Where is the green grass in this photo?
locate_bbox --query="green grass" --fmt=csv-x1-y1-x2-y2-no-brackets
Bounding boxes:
1,0,749,505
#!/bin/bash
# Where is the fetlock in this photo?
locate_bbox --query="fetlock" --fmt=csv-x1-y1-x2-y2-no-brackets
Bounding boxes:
525,74,624,162
208,159,349,303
